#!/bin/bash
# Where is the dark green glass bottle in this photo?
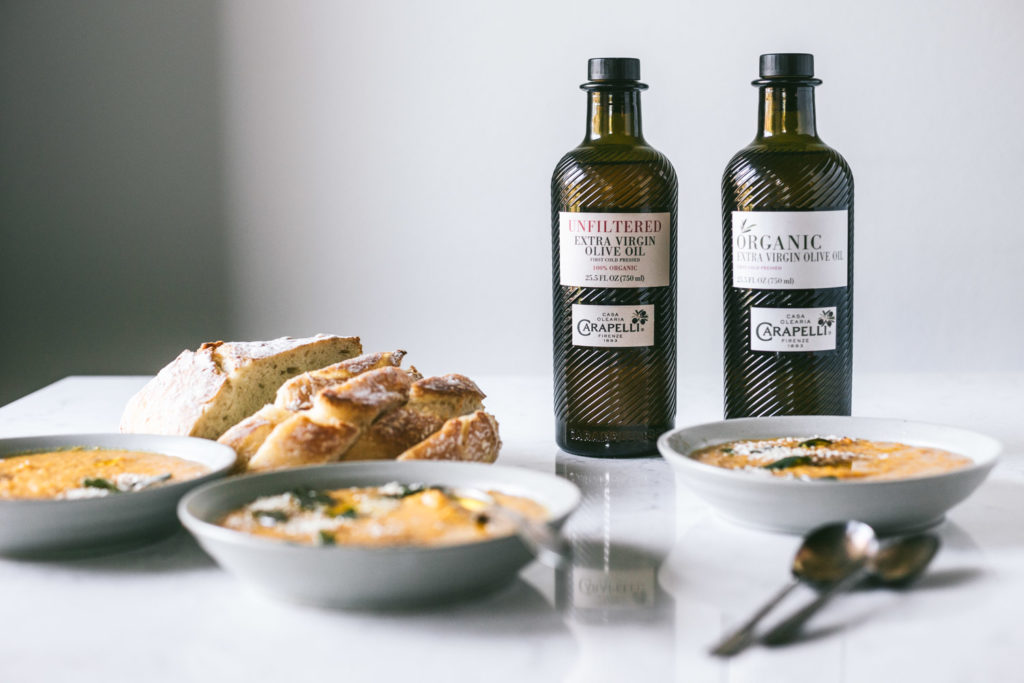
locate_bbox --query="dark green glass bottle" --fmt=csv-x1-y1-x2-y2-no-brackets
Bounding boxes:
552,58,678,457
722,53,854,418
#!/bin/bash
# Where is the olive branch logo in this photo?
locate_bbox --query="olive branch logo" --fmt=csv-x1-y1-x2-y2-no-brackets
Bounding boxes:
632,309,649,326
818,310,835,328
738,218,757,234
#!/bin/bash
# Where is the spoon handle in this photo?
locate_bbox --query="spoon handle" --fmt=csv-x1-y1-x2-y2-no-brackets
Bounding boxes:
710,579,799,657
760,566,868,645
493,507,573,570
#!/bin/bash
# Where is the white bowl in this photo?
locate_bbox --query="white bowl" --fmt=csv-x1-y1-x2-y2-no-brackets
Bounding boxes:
0,433,237,556
178,461,581,609
658,416,1001,534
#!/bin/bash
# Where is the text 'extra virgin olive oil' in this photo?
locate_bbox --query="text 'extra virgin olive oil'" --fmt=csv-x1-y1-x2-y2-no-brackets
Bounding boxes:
722,53,854,418
552,58,678,457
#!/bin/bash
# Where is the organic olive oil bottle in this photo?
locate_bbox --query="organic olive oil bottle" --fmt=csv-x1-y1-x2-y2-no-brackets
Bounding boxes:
722,53,854,418
552,58,678,457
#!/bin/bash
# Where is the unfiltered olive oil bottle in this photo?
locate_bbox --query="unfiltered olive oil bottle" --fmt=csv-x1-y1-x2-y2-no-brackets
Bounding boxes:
722,53,854,418
552,58,678,457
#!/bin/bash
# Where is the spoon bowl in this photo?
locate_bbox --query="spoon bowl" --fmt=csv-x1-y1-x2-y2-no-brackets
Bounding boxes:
868,534,941,586
793,520,879,586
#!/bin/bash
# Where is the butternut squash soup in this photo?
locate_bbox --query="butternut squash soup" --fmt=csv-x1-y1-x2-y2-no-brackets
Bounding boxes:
220,482,547,547
691,436,972,481
0,447,210,500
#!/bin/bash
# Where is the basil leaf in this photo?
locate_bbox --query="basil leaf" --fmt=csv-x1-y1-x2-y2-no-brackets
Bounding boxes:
763,455,815,470
290,486,333,510
798,438,833,449
82,477,120,492
318,530,336,546
252,509,289,524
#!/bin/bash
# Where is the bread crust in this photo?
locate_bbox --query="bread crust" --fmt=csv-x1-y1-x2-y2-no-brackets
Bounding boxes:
396,411,501,464
274,350,408,411
342,374,486,461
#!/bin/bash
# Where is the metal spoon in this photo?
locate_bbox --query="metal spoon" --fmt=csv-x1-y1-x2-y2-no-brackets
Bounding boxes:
760,532,940,645
710,520,878,657
448,487,573,570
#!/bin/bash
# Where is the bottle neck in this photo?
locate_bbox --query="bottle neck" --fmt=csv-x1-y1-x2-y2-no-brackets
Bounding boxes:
756,85,818,139
584,88,644,143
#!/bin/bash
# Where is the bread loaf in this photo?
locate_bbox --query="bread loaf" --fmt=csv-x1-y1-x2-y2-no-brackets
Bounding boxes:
119,335,361,440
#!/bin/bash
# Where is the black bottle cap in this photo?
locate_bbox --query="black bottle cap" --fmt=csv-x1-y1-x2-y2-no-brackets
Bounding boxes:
759,53,814,79
588,58,641,82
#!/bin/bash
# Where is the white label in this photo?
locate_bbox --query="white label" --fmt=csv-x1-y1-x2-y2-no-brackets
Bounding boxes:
750,306,837,352
572,304,654,348
731,210,848,290
571,566,656,609
559,212,670,288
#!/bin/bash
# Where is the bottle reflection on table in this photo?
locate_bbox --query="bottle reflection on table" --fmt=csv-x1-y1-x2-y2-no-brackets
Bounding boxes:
554,452,677,681
555,451,675,622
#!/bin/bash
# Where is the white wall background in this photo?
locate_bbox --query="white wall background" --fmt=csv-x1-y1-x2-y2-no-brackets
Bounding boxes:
221,0,1024,380
3,0,1023,403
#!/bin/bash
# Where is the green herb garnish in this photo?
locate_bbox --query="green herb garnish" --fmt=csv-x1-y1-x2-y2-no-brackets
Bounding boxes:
82,477,120,492
252,509,289,524
318,530,336,546
290,486,334,510
798,438,833,449
763,455,815,470
383,483,428,498
721,447,734,454
330,507,358,519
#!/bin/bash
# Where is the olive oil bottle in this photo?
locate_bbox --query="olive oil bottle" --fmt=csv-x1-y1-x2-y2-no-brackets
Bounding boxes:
552,58,678,456
722,53,854,418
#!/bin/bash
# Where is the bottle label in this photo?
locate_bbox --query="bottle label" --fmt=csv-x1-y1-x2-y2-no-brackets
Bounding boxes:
750,306,838,352
571,304,654,348
559,212,671,288
731,210,848,290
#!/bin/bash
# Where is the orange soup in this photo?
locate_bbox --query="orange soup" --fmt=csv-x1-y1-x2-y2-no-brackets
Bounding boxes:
0,447,209,500
220,482,547,547
691,436,972,481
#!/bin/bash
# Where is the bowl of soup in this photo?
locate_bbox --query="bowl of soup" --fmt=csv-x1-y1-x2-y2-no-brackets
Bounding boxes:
658,416,1001,534
178,461,581,608
0,433,237,556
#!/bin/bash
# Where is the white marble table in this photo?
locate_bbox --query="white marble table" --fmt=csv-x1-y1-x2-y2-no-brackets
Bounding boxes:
0,373,1021,683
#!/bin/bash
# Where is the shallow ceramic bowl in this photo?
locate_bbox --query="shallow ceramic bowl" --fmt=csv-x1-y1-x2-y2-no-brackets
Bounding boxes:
658,416,1001,534
0,433,237,556
179,461,581,609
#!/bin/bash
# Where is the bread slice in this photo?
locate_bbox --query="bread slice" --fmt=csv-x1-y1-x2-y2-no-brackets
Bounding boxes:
397,411,501,463
342,374,486,461
247,367,413,471
274,350,408,411
216,404,293,467
120,334,361,440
